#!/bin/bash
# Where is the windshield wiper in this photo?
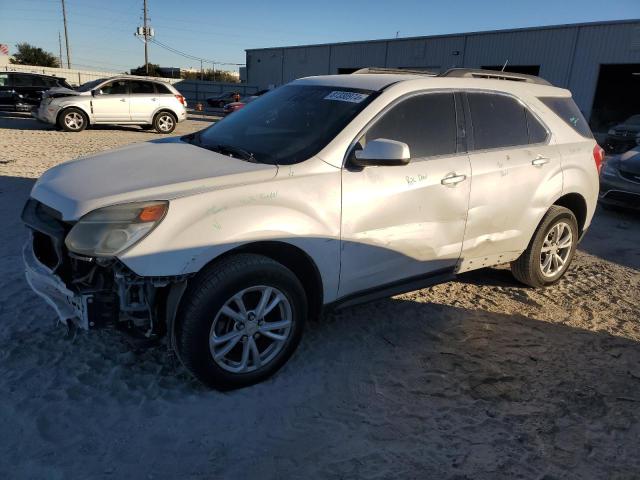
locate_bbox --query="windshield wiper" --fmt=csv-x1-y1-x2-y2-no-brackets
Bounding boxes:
207,144,257,162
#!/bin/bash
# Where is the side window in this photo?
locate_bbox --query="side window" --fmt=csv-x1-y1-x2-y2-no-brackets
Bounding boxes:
11,74,34,87
526,110,548,144
0,74,8,87
130,81,155,94
154,83,172,94
100,80,128,95
467,93,529,150
362,93,457,158
30,76,46,87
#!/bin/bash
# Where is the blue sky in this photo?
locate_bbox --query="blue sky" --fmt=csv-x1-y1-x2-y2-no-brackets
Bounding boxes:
0,0,638,73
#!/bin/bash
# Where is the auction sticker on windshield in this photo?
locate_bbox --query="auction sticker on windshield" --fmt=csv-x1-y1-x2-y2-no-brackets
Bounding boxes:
324,91,369,103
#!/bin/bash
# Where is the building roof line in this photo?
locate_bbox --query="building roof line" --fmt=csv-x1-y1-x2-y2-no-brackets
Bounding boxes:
245,18,640,52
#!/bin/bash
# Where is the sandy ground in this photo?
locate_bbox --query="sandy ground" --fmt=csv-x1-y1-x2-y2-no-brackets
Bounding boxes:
1,112,639,479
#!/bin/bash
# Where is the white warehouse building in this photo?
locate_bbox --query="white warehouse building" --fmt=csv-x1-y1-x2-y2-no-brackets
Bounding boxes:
245,19,640,133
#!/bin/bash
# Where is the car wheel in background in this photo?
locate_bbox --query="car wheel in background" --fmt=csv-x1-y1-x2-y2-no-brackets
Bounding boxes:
59,108,88,132
511,206,578,288
153,111,176,134
175,254,307,389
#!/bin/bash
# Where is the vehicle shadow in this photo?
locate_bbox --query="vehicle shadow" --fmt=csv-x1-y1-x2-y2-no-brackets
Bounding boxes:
578,204,640,270
0,111,55,130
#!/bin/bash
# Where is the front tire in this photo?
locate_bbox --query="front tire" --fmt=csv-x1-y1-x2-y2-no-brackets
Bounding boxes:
59,108,88,132
153,111,177,134
511,206,578,287
175,254,307,389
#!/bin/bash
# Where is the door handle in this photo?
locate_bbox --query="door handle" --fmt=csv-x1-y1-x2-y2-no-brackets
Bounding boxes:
441,173,467,186
120,98,127,102
151,97,157,101
532,155,549,166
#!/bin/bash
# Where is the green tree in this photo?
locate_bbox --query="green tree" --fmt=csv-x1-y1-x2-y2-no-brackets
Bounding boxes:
130,63,162,77
181,69,239,83
9,43,60,67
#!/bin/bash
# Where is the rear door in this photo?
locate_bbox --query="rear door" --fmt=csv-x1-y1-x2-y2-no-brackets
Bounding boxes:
92,79,130,121
459,91,562,270
10,73,46,107
128,80,158,122
339,91,471,297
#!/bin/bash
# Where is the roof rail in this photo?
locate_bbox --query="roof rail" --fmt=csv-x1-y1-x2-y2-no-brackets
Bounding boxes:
352,67,438,76
440,68,552,86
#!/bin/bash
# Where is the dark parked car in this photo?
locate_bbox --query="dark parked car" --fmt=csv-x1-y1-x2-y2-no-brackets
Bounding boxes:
206,91,240,108
0,72,72,112
603,114,640,154
600,146,640,210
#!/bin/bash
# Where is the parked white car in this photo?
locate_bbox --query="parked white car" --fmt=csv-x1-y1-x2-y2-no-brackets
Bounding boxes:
32,76,187,133
23,69,601,389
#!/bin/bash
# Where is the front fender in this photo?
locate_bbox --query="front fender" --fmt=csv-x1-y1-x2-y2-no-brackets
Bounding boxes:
54,100,92,123
119,161,342,301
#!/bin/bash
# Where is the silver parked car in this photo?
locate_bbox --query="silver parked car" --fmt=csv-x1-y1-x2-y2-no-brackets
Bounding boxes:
33,76,187,133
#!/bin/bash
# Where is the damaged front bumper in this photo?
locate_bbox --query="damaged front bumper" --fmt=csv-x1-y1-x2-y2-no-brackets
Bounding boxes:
21,198,189,338
23,234,93,329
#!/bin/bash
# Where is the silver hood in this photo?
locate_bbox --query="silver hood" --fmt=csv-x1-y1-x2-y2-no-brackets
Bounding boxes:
31,140,278,220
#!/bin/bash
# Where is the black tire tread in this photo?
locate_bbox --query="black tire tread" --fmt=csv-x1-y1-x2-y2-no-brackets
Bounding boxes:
511,206,578,288
176,253,306,389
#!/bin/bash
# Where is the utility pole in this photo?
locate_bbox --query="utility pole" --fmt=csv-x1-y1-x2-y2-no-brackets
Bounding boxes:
61,0,71,68
200,59,203,80
143,0,149,74
58,31,63,68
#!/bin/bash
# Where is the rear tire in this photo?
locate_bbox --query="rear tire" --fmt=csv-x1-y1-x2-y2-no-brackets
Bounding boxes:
58,108,88,132
511,206,578,288
175,254,307,390
153,111,177,134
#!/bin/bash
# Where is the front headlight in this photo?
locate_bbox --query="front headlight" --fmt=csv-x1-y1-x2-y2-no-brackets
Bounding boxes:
601,161,619,178
65,201,168,257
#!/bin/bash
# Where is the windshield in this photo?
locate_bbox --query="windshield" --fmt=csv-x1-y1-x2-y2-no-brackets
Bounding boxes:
76,78,107,92
191,84,377,165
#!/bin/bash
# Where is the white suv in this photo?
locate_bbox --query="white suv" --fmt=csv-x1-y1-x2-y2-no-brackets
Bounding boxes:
33,76,187,133
22,69,601,389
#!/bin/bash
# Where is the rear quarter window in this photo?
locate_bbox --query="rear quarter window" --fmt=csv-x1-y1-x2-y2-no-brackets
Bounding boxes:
539,97,593,139
155,83,173,94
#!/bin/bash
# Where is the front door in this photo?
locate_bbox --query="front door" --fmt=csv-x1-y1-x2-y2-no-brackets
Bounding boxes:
339,92,471,297
91,79,130,121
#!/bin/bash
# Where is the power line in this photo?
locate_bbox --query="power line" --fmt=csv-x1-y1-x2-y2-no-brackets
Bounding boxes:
150,38,244,66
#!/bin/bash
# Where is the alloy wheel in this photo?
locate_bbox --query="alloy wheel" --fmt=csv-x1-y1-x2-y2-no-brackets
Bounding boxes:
209,286,293,373
157,114,174,132
539,221,573,277
64,112,84,130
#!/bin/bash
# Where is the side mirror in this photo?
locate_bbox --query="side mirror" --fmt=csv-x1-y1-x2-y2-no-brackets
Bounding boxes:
91,89,101,96
352,138,411,167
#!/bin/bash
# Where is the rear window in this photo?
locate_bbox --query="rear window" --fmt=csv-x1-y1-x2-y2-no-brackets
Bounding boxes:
539,97,593,138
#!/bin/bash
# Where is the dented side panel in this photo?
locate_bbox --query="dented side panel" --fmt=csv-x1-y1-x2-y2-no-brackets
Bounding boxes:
340,153,471,297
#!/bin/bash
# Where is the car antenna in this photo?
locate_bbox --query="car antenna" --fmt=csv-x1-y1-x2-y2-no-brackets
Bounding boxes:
501,59,509,72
